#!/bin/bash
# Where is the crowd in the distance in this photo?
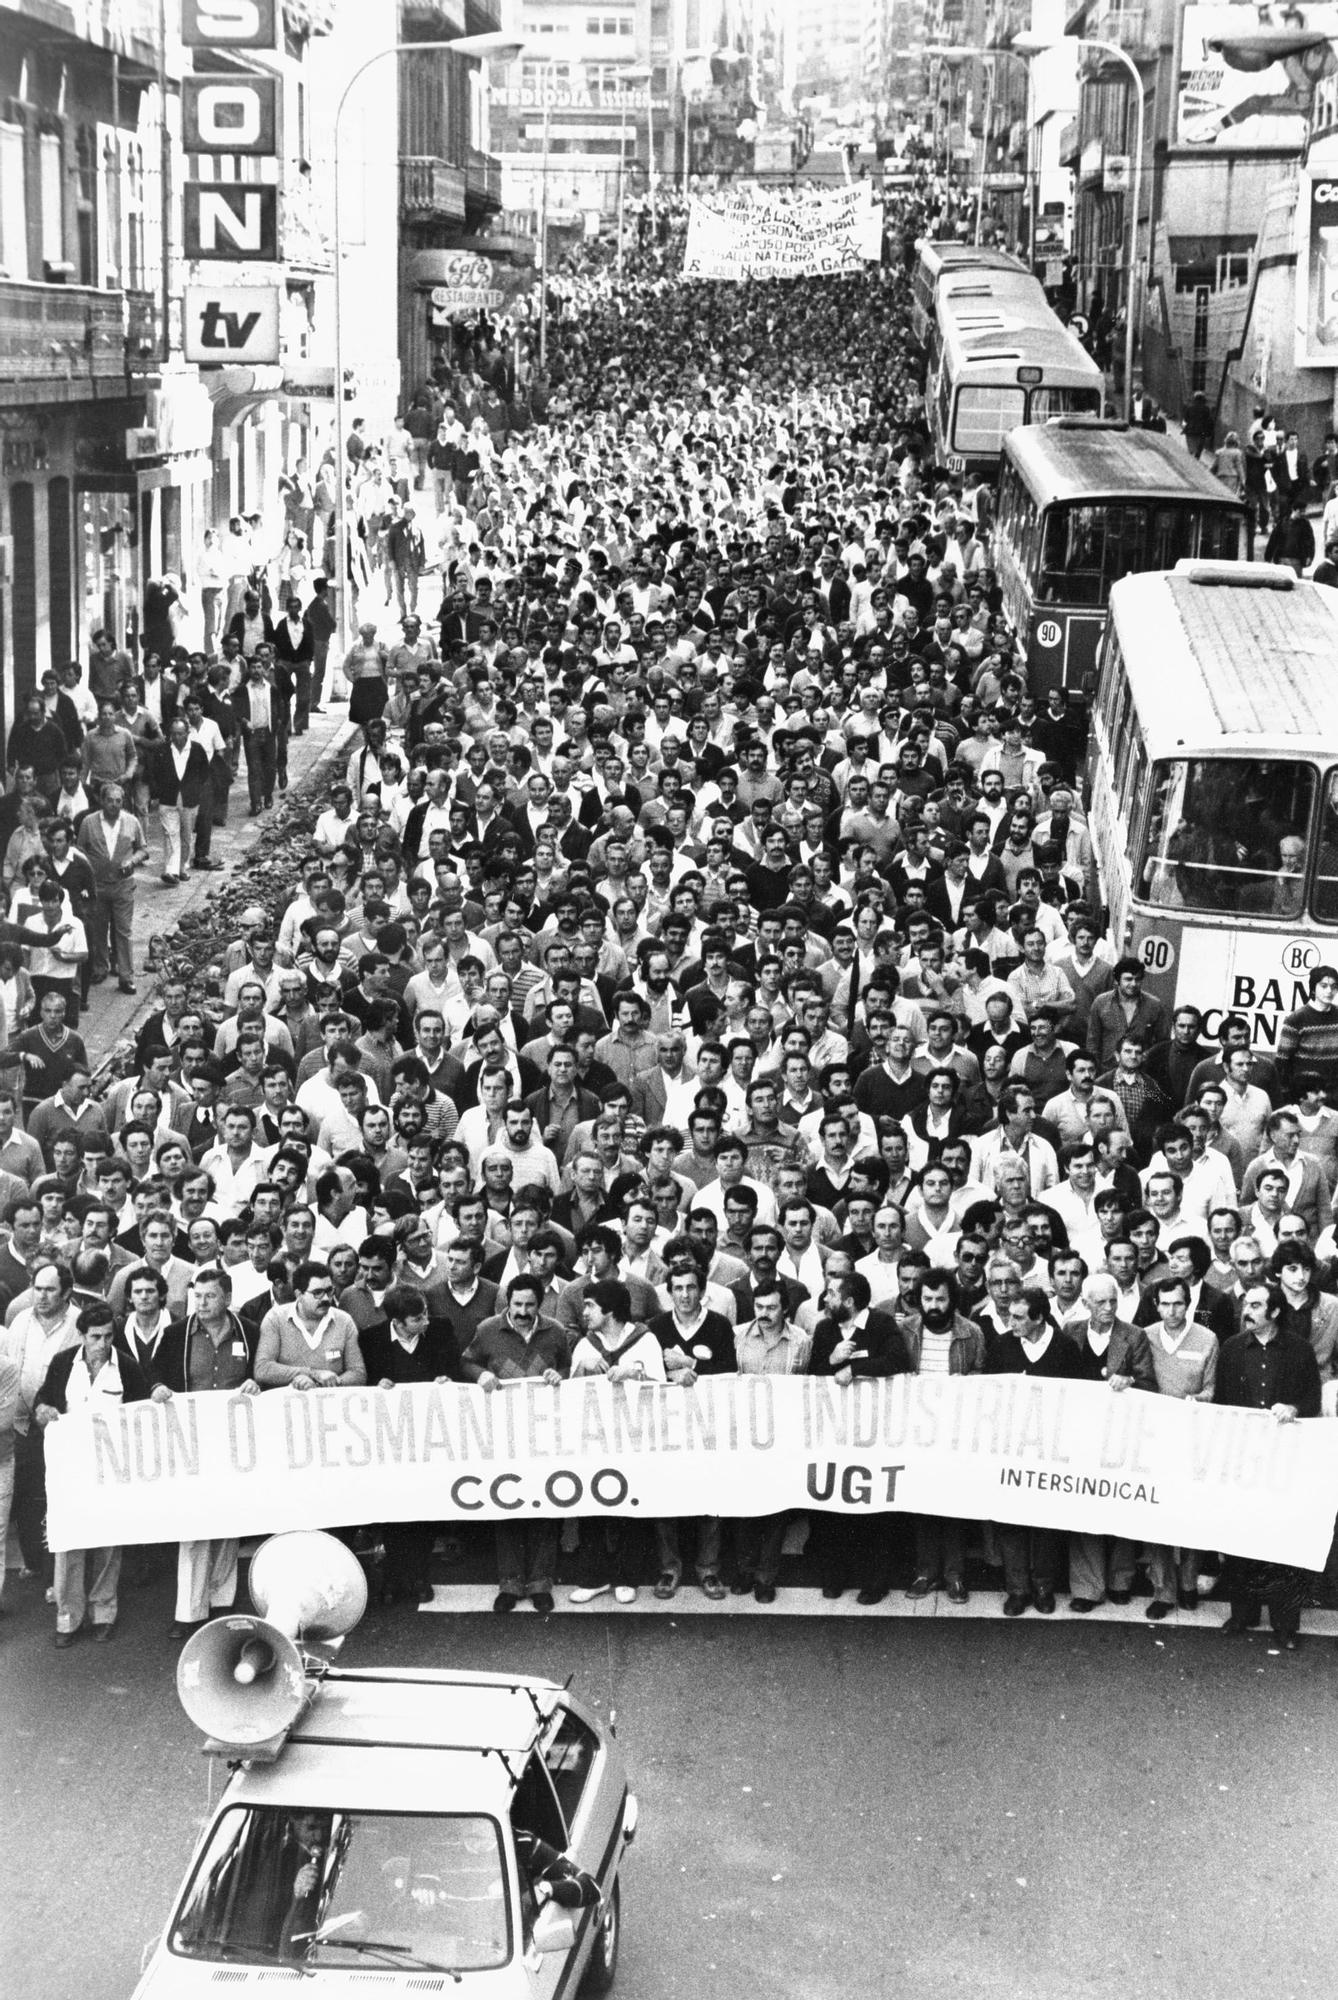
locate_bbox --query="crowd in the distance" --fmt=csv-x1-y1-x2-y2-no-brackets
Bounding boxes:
5,197,1338,1659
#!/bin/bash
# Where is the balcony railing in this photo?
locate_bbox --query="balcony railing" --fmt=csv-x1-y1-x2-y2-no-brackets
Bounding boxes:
401,156,468,221
0,280,130,387
466,148,502,211
1094,8,1156,58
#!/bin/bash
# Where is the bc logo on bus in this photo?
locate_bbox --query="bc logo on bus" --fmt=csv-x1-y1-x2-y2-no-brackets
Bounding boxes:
1282,939,1320,976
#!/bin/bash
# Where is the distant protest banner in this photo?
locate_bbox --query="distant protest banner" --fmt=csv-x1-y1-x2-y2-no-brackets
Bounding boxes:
44,1376,1338,1569
682,183,883,281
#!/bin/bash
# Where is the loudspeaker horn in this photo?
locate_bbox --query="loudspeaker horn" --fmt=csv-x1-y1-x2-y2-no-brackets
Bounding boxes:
176,1614,309,1749
247,1529,369,1641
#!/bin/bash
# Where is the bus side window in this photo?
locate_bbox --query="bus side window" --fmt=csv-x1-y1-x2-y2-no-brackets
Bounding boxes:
1315,771,1338,923
1125,740,1151,854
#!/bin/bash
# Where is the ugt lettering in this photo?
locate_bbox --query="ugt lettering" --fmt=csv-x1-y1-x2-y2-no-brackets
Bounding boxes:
806,1462,906,1505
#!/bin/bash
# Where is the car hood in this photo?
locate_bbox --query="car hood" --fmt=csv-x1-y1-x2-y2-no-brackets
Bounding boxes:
132,1948,528,1997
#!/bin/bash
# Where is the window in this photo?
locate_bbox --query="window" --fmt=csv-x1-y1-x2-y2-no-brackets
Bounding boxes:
952,384,1025,457
0,122,28,279
1038,502,1148,607
170,1806,510,1973
40,131,64,267
511,1752,567,1851
1315,770,1338,924
1139,758,1318,915
1028,386,1101,421
544,1708,600,1828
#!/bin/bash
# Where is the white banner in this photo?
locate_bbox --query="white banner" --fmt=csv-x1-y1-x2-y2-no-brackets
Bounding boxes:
44,1378,1338,1568
682,184,884,282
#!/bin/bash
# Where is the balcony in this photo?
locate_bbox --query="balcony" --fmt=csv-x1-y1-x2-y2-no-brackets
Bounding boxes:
400,156,468,223
466,149,503,214
1093,8,1158,60
0,280,132,401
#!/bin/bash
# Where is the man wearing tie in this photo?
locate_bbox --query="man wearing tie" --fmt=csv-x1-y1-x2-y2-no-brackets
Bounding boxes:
75,780,148,994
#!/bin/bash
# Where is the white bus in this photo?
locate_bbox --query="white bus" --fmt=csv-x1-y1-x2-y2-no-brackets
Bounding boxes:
909,240,1028,346
1087,561,1338,1048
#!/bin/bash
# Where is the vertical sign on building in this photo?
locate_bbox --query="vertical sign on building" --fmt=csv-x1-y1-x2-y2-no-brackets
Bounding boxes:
181,1,284,315
1297,170,1338,369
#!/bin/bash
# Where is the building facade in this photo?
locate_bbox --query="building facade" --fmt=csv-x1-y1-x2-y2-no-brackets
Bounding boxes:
0,0,404,743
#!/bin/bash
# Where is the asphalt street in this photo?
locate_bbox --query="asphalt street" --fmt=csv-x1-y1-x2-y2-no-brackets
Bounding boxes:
4,1560,1336,2000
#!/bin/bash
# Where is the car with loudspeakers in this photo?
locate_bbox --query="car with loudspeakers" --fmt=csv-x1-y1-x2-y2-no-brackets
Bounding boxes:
130,1532,637,1998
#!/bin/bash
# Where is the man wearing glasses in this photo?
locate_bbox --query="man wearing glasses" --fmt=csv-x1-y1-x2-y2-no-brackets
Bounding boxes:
254,1260,367,1392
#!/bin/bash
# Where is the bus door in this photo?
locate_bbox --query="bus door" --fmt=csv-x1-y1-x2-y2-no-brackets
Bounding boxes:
1027,603,1105,698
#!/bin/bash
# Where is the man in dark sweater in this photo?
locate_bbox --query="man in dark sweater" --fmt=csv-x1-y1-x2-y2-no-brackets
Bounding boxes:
1216,1281,1322,1648
360,1284,465,1605
986,1285,1086,1616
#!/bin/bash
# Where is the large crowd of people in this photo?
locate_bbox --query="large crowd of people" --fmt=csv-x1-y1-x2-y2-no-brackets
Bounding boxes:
4,194,1337,1660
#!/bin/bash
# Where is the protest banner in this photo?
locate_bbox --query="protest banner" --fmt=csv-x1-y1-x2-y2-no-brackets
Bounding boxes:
682,183,884,281
44,1375,1338,1569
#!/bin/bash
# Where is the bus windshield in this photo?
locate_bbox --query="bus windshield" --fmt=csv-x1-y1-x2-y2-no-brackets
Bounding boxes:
1140,758,1320,916
1038,502,1241,605
1029,386,1103,422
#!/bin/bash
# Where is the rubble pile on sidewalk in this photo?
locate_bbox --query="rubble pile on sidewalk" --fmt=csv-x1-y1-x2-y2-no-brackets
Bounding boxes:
93,756,339,1088
146,789,326,991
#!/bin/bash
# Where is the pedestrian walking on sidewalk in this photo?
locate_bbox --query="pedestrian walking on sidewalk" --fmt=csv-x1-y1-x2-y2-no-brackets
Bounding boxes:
387,506,426,618
76,780,148,993
341,622,389,728
273,594,316,735
233,657,280,816
151,714,211,883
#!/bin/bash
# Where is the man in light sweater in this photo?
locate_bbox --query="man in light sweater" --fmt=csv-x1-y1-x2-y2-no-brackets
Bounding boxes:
1143,1274,1219,1622
254,1260,367,1390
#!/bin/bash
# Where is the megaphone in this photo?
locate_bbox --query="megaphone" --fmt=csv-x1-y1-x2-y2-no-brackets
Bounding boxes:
175,1532,368,1754
247,1530,369,1642
177,1615,309,1749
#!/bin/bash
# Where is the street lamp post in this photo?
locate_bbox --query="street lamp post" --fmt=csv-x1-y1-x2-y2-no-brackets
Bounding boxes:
537,96,551,372
618,67,654,252
330,30,523,650
1014,30,1145,421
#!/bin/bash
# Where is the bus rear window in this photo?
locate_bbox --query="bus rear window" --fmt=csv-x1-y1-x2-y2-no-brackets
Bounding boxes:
1139,758,1318,915
953,385,1025,456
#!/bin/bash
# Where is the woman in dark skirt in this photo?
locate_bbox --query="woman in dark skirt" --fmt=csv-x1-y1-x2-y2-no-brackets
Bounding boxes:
343,620,389,727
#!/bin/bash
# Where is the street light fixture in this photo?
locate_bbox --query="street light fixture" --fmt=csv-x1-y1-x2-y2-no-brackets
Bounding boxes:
1013,29,1144,422
331,31,525,647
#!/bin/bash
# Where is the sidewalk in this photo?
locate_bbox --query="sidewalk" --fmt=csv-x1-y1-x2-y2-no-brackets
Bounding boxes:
77,701,355,1071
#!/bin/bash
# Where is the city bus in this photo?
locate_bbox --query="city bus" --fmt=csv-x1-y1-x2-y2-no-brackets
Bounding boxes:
1086,560,1338,1049
996,419,1248,698
923,266,1051,381
909,239,1028,346
926,313,1103,482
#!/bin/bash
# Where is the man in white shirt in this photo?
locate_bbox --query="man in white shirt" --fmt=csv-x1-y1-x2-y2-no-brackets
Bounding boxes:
198,1106,270,1216
481,1105,560,1198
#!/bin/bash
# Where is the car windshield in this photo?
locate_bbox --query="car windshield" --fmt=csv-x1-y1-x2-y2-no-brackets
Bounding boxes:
170,1805,511,1973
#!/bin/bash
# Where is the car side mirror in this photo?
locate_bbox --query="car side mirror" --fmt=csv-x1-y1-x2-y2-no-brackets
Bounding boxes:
532,1902,578,1955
